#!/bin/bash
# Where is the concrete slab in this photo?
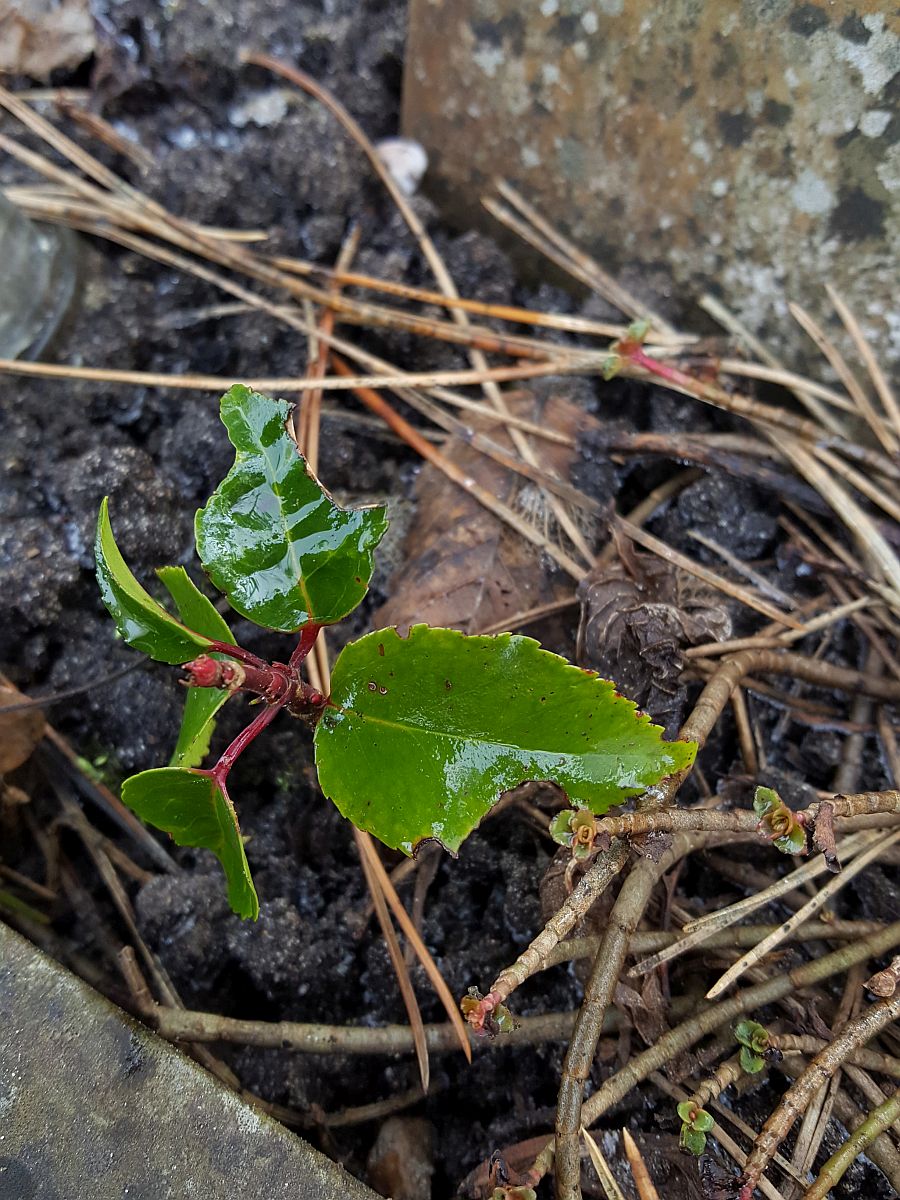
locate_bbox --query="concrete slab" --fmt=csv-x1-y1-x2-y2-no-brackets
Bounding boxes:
0,922,378,1200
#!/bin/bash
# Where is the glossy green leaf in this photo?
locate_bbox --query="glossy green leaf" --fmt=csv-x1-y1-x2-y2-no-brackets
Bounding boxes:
753,786,782,819
735,1019,770,1055
679,1126,708,1156
550,809,577,847
739,1047,766,1075
95,498,213,664
315,625,697,855
156,566,234,644
121,768,258,919
773,824,807,856
157,567,235,768
693,1110,715,1133
195,385,388,631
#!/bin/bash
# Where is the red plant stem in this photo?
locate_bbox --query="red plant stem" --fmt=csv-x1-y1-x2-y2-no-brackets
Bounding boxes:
184,655,326,713
234,662,293,704
289,623,321,668
626,343,699,392
205,639,267,669
208,699,286,788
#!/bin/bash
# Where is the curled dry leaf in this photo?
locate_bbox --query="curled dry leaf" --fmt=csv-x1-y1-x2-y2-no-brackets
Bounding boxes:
577,536,731,732
812,800,840,872
0,684,45,773
865,954,900,998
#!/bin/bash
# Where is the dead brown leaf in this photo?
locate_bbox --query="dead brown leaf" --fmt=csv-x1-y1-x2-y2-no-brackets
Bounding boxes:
0,0,95,78
812,800,840,872
373,393,598,634
0,684,44,773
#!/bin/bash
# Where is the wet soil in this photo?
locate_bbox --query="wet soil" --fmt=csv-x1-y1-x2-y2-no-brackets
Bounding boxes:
0,4,895,1198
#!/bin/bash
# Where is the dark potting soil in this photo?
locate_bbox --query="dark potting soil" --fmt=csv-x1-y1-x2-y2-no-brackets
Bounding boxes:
0,3,895,1198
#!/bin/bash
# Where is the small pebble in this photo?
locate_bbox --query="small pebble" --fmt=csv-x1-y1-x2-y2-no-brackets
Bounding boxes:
229,89,289,129
375,137,428,195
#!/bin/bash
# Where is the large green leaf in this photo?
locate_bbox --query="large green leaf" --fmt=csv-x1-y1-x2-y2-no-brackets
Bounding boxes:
95,498,213,664
121,768,258,919
315,626,697,854
195,385,388,631
157,567,235,769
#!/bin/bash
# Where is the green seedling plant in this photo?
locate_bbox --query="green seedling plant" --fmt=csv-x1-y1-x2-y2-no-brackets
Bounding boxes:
677,1100,715,1156
95,385,697,919
549,806,601,860
734,1019,774,1074
753,786,808,856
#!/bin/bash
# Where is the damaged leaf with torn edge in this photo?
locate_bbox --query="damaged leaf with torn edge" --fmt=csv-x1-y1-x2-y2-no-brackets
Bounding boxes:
315,625,696,855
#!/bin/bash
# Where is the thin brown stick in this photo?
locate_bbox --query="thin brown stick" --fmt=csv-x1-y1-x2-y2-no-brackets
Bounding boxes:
295,225,360,456
616,517,805,629
813,444,900,526
329,357,586,578
684,837,881,941
0,863,56,903
272,254,672,342
352,826,430,1090
153,1005,578,1052
493,178,676,335
484,841,630,1011
313,1083,429,1129
542,920,885,971
629,347,900,482
580,921,900,1130
775,1034,900,1078
688,530,798,608
620,1128,661,1200
826,281,900,441
355,832,471,1064
707,827,900,997
684,596,874,659
555,845,687,1198
732,687,759,775
0,353,583,395
709,360,857,430
789,300,898,456
54,100,154,171
739,991,900,1197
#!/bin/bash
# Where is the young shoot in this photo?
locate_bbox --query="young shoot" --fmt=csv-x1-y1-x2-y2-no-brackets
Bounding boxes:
96,385,697,918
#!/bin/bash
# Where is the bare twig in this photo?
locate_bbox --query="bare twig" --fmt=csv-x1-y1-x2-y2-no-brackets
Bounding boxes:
804,1085,900,1200
153,1005,578,1052
739,991,900,1198
556,845,687,1198
706,828,900,998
